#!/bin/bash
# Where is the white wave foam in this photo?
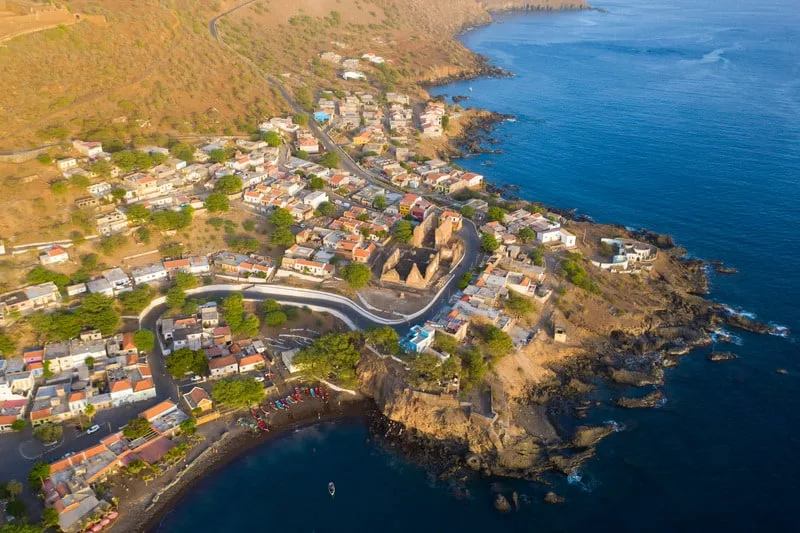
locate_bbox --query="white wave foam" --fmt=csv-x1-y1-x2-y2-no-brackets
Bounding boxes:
655,396,668,408
769,324,790,338
723,305,757,320
711,328,744,345
603,420,626,432
679,45,739,66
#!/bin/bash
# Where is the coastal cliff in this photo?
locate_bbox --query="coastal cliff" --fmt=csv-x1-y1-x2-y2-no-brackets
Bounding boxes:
355,222,781,483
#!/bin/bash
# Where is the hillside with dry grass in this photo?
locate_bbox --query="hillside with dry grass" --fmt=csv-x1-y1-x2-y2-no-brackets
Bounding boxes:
0,0,287,150
0,0,588,150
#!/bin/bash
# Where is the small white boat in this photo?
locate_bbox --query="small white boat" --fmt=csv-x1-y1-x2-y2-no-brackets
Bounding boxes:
328,482,336,497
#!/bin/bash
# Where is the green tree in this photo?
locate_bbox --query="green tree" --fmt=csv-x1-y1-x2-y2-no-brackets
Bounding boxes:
393,220,414,243
294,149,309,160
309,176,325,190
269,207,294,228
319,151,340,169
209,149,228,164
170,142,195,163
78,293,120,335
118,286,155,314
433,331,459,355
264,311,287,327
122,417,152,440
6,480,22,500
179,418,197,436
242,219,256,232
81,253,99,270
408,352,446,385
33,423,62,444
37,153,53,165
227,236,259,253
262,299,281,314
11,420,26,431
42,507,60,528
152,207,192,231
126,204,152,224
98,234,128,255
487,206,507,223
293,113,309,126
531,246,544,266
482,326,514,361
28,461,50,491
364,326,399,355
133,330,155,352
294,332,362,386
5,500,25,519
457,271,472,290
561,253,599,293
211,378,265,407
271,227,295,247
517,227,536,243
215,175,243,195
84,404,96,424
0,332,17,355
505,291,536,319
111,150,137,171
111,187,127,201
166,348,208,378
136,227,152,244
460,346,486,391
373,195,387,210
241,314,260,337
50,180,68,195
340,263,371,289
166,287,186,310
91,158,112,178
315,201,335,217
481,232,499,252
69,173,91,189
27,267,69,288
173,272,198,291
84,356,95,369
205,192,230,213
262,130,282,147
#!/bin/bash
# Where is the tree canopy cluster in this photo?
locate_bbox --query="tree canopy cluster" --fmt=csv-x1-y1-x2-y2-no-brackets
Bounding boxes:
212,378,265,407
29,294,120,341
166,348,208,378
222,294,260,337
561,253,599,294
340,263,371,289
364,326,400,355
293,332,363,387
393,220,414,243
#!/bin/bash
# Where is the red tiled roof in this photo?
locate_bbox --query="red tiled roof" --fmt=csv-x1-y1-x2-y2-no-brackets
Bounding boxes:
140,400,177,421
110,379,131,393
209,355,236,370
133,379,154,393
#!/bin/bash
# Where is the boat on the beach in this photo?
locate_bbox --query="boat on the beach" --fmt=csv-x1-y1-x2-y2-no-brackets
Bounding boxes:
328,482,336,497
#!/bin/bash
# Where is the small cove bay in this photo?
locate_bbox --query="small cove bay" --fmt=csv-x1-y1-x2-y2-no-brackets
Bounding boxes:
158,1,800,531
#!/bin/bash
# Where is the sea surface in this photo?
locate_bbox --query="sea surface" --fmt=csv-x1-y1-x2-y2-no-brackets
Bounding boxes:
158,1,800,531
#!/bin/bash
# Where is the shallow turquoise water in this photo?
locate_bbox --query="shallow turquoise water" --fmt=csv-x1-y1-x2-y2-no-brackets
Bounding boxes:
159,1,799,531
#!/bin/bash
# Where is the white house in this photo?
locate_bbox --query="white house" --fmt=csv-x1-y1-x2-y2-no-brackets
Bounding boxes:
72,140,103,158
342,71,366,80
39,247,69,266
303,190,329,209
86,278,114,297
66,283,87,297
130,262,168,285
558,229,576,248
56,158,78,172
209,355,238,378
102,268,133,294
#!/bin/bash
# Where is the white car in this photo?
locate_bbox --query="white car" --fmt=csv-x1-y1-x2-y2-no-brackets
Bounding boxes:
254,376,265,383
86,424,101,435
190,375,202,382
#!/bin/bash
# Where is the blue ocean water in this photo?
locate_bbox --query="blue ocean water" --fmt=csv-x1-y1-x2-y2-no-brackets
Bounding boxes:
159,1,799,531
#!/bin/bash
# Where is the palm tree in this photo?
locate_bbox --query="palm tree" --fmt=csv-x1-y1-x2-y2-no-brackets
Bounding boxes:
84,404,96,422
6,480,22,500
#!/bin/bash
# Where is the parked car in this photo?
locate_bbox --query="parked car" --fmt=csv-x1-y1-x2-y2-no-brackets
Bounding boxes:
86,424,100,435
254,376,265,383
62,451,75,459
190,375,202,382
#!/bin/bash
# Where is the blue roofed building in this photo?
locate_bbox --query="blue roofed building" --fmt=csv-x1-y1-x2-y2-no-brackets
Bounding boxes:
400,325,436,354
314,111,332,123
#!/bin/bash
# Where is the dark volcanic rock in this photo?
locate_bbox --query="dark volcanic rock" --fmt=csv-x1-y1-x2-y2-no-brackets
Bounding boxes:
494,493,511,513
544,491,566,504
615,390,664,408
708,351,737,362
718,309,785,335
452,95,470,103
